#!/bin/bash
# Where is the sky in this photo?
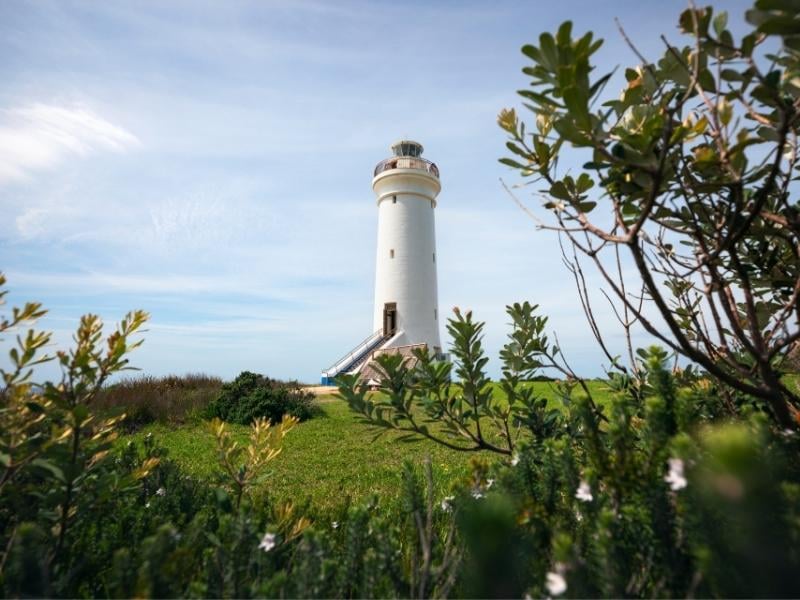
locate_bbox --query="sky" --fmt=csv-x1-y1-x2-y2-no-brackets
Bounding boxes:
0,0,755,382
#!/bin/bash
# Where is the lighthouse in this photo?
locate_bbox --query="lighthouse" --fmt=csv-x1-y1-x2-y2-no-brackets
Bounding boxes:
372,139,441,351
321,140,442,384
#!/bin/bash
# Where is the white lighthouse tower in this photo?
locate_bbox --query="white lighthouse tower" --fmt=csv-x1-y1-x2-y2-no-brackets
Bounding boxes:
321,139,442,385
372,140,441,350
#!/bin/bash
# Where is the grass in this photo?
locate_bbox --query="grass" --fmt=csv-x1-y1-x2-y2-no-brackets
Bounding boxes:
126,380,614,510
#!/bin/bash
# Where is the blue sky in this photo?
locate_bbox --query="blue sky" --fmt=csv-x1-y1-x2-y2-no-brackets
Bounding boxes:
0,0,754,382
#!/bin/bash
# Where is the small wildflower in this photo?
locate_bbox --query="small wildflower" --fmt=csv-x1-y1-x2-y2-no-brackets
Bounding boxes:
145,502,151,509
575,480,593,502
258,532,276,552
546,572,567,596
665,458,687,491
471,488,484,500
332,521,339,530
486,478,495,489
440,496,455,512
575,511,583,522
511,454,520,467
156,487,166,497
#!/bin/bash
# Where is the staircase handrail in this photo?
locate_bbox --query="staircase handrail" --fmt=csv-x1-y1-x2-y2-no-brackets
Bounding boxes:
322,329,385,377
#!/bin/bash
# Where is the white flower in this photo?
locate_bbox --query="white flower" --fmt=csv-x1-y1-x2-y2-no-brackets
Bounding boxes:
145,502,151,509
486,478,495,489
258,532,276,552
546,571,567,596
156,487,166,497
575,511,583,522
332,521,339,529
440,496,455,512
575,480,593,502
511,454,520,467
471,488,484,500
665,458,687,491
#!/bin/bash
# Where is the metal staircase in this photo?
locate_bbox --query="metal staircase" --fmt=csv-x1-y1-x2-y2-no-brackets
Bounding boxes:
321,329,390,385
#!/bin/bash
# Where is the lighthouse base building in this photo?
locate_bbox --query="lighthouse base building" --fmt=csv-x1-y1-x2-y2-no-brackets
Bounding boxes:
321,140,442,385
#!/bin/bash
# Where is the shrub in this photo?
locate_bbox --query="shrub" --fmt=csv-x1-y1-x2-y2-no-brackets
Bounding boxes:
206,371,315,425
340,304,800,598
0,274,305,596
498,2,800,427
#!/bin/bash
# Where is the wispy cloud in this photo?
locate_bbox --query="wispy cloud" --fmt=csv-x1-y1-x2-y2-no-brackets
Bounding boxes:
0,103,139,183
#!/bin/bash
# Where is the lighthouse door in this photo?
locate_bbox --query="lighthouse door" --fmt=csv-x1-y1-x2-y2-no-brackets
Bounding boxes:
383,303,397,336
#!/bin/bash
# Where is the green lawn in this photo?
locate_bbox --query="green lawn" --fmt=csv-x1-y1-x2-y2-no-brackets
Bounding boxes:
127,381,613,510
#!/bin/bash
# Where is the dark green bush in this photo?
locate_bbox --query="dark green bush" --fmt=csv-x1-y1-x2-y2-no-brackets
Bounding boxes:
206,371,315,425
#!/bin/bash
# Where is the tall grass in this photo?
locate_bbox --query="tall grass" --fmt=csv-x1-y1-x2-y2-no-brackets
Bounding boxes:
95,374,222,430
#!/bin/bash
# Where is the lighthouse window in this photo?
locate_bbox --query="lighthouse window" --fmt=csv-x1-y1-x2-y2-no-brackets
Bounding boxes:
392,195,397,204
433,252,436,263
434,309,437,320
390,249,395,259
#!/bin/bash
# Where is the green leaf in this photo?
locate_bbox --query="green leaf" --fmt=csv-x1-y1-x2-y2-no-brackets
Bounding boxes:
713,11,728,36
73,404,89,424
517,89,562,108
549,181,571,201
499,157,528,170
521,44,542,64
758,17,800,36
556,21,573,46
576,173,594,193
31,458,65,482
539,32,558,70
742,33,757,57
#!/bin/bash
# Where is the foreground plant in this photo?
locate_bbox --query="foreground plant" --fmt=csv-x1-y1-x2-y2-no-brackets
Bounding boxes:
339,302,592,455
209,413,298,510
342,302,800,597
0,273,157,593
499,2,800,427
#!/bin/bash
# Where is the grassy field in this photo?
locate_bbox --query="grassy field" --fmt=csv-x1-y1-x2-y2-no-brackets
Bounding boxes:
126,380,613,510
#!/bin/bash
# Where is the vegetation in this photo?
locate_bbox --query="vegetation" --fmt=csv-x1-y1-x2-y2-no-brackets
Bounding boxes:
206,371,316,425
498,1,800,427
94,373,222,431
338,3,800,596
342,302,800,597
128,398,473,510
2,1,800,597
341,302,600,455
0,273,472,597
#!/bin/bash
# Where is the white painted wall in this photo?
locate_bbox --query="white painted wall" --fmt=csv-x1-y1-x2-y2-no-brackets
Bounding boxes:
372,166,442,352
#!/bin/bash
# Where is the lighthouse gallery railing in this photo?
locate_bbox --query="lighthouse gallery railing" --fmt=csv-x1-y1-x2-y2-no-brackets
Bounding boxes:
374,157,439,179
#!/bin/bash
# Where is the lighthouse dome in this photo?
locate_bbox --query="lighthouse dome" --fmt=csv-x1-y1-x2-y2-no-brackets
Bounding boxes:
391,139,424,157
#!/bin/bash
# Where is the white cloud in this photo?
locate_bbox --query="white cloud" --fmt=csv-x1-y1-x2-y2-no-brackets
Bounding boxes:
0,103,139,184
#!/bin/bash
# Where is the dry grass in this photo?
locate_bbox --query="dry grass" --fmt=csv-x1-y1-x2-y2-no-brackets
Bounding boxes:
95,374,223,430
